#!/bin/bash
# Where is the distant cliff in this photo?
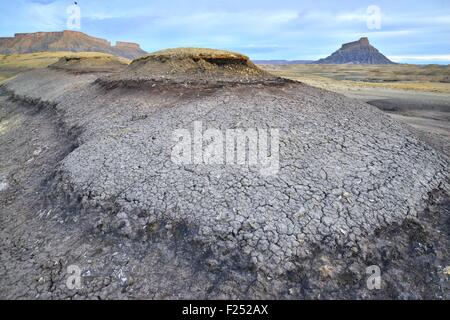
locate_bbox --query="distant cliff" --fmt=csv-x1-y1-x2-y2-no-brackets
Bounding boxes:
0,31,147,60
315,37,394,64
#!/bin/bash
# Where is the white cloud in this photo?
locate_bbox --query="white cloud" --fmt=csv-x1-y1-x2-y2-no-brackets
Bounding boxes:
23,1,66,30
158,10,299,27
336,12,368,23
389,54,450,62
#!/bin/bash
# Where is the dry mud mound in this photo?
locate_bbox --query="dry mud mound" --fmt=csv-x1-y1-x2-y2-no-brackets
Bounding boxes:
0,49,449,299
48,55,129,73
99,48,282,86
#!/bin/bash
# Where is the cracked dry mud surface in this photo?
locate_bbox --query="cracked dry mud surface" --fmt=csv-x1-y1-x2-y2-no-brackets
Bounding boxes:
0,67,449,299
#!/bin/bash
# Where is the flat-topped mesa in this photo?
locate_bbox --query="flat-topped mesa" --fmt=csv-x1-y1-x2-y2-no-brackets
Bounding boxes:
13,30,112,46
0,31,147,59
115,41,141,49
341,37,370,50
315,37,394,64
99,47,284,87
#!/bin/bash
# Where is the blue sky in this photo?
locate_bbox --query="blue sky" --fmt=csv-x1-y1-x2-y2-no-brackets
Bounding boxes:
1,0,449,64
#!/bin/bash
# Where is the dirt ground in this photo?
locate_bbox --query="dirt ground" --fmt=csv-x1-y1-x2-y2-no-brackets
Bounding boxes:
0,61,449,299
260,64,450,158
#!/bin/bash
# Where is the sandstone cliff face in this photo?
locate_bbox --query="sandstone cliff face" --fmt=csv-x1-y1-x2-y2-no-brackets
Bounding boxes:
316,37,394,64
113,41,147,60
0,31,147,60
115,41,141,49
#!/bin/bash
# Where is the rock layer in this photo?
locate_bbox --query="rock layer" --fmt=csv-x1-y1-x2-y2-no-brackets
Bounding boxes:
0,30,147,60
101,48,280,86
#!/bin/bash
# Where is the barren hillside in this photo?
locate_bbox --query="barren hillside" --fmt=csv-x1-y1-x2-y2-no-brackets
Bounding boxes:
0,50,449,299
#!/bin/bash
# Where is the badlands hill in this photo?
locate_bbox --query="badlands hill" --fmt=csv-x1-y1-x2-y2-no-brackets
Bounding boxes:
99,47,281,87
48,55,129,73
316,37,394,64
0,31,147,60
0,49,448,299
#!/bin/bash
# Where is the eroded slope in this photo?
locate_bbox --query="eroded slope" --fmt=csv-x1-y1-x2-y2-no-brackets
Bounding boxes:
0,53,449,298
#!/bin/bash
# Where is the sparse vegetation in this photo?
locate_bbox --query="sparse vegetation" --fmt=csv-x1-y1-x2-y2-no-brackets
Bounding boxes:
49,55,130,73
140,47,249,60
0,51,130,80
104,47,276,85
0,75,9,84
260,64,450,93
